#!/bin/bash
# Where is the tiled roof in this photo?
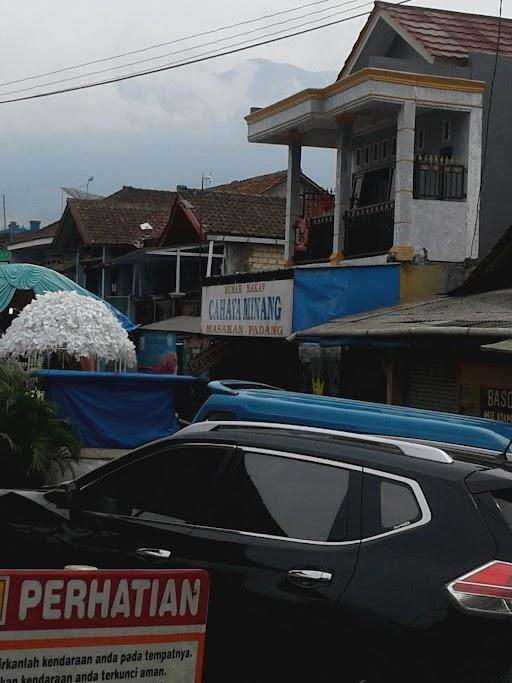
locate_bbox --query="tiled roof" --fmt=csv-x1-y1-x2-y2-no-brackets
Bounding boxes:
381,2,512,61
67,200,172,246
177,189,285,239
212,170,324,195
105,186,177,208
341,2,512,76
212,171,288,195
9,221,58,244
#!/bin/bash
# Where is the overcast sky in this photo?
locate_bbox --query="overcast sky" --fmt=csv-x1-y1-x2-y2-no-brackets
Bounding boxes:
0,0,508,226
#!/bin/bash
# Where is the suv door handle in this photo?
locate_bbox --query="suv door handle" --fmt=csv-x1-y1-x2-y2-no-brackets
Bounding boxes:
287,569,333,586
136,548,171,560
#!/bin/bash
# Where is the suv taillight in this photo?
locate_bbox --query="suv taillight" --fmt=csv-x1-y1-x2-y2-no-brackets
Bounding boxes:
448,561,512,616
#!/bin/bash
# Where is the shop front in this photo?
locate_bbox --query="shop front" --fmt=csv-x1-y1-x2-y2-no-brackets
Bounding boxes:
201,263,400,389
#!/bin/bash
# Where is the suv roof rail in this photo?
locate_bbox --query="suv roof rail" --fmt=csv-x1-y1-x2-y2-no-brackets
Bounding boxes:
179,420,454,465
207,380,283,395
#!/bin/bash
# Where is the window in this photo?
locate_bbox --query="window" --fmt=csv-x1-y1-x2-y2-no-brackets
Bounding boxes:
391,136,397,157
380,480,420,529
210,450,352,542
363,474,422,538
78,445,231,523
364,145,370,164
442,118,451,143
381,139,389,161
416,126,425,151
355,148,362,167
372,143,379,162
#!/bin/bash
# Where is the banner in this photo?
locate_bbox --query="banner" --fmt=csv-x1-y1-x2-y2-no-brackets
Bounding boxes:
201,279,293,338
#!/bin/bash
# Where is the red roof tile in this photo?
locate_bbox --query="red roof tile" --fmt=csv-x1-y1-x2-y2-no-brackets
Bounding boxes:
66,200,173,247
167,190,285,240
212,171,288,195
9,221,58,244
105,186,177,207
212,170,324,195
381,2,512,61
341,2,512,77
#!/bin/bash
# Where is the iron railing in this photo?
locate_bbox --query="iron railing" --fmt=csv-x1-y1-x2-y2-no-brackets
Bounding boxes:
344,201,395,258
301,191,335,218
413,155,466,201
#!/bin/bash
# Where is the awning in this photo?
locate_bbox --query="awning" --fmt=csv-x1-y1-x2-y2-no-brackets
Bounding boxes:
482,339,512,354
140,316,201,334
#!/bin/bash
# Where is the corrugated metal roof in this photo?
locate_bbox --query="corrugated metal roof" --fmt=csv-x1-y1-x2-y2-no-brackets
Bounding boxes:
296,289,512,339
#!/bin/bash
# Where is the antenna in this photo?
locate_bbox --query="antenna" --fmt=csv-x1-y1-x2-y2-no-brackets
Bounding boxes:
201,171,212,190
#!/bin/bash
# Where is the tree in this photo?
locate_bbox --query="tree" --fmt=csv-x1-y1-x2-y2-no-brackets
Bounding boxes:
0,359,80,486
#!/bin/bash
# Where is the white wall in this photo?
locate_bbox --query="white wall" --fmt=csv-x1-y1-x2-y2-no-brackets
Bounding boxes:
413,200,468,262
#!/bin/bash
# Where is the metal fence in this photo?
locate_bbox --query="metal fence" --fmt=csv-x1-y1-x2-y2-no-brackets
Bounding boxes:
344,201,395,258
302,191,335,218
413,155,466,201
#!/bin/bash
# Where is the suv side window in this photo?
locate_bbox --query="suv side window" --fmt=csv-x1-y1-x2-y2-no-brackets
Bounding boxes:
209,449,351,542
78,445,231,524
363,474,422,538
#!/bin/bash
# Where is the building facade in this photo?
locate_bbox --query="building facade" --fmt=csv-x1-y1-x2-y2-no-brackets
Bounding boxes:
245,2,512,298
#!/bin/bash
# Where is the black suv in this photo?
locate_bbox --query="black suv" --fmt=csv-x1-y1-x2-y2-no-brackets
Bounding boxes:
3,421,512,682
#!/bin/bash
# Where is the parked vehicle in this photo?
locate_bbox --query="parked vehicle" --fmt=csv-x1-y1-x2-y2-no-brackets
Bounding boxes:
3,420,512,681
194,380,512,460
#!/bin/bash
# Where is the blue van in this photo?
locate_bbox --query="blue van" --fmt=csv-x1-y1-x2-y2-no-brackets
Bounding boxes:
193,380,512,458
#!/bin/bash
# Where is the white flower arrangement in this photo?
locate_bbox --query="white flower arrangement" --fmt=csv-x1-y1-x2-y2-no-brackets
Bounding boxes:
0,291,137,371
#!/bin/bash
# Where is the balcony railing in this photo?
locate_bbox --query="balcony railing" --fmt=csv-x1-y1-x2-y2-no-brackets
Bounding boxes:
344,201,395,258
413,155,466,201
295,191,335,263
302,191,335,218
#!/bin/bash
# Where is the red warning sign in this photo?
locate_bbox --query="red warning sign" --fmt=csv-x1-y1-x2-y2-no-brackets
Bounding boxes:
0,570,209,683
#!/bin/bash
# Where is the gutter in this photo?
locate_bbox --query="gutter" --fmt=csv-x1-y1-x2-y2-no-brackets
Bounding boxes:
293,326,512,341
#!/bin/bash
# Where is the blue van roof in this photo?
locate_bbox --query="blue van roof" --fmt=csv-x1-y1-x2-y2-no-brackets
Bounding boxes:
194,381,512,453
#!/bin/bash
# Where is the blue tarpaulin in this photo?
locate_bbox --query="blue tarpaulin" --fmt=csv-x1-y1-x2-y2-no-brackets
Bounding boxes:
35,370,196,449
292,264,400,332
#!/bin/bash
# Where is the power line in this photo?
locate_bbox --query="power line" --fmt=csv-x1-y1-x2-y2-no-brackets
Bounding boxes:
0,0,358,89
469,0,503,260
0,0,372,97
0,1,413,105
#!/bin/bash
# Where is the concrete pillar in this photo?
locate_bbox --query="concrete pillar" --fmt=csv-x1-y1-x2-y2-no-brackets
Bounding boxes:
465,107,483,259
331,119,353,263
100,247,111,299
75,246,84,286
284,134,302,265
391,101,416,261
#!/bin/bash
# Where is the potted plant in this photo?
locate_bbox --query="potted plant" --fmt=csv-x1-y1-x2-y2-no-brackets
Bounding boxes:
0,359,80,487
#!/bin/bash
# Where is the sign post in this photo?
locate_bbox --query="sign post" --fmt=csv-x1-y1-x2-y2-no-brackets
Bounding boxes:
0,569,209,683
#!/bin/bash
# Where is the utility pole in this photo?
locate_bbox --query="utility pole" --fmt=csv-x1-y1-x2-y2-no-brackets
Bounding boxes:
2,194,6,231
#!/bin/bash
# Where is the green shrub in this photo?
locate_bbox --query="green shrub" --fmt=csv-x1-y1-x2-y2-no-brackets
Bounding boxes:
0,359,80,486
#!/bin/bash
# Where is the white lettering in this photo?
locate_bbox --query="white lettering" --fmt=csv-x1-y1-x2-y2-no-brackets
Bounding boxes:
42,580,64,620
18,581,42,621
131,579,151,618
87,579,111,619
158,580,177,617
110,579,130,618
180,578,200,617
64,579,86,619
